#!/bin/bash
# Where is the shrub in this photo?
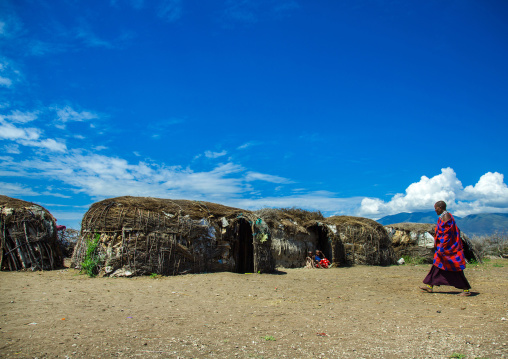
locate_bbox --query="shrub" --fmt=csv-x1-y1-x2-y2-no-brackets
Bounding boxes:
401,255,426,265
81,233,102,277
469,232,508,258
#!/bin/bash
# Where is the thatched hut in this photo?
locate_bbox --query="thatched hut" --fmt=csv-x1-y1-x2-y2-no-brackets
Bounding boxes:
384,223,436,263
71,196,274,276
255,208,341,268
385,222,480,263
0,195,63,271
324,216,395,266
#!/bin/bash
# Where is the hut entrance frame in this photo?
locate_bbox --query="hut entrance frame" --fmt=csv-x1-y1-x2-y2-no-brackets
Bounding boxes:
235,218,254,273
308,224,332,264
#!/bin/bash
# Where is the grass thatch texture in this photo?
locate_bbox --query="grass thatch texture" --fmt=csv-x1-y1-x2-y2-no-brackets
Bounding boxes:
72,196,274,276
0,195,63,271
81,196,249,232
256,207,324,222
255,208,321,233
255,208,327,268
325,216,395,266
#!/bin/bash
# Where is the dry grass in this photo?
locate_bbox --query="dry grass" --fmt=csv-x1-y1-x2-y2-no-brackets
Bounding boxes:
469,232,508,258
254,207,324,225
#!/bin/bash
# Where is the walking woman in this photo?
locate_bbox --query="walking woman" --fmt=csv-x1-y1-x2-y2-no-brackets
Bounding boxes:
420,201,472,296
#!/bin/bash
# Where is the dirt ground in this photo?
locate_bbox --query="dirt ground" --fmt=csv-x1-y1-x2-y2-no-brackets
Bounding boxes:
1,259,507,359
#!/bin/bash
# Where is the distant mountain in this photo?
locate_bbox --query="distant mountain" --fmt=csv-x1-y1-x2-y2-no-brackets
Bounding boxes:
377,212,508,236
458,213,508,236
377,212,442,225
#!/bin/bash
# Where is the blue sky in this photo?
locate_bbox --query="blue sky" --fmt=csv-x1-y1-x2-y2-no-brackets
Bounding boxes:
1,0,508,229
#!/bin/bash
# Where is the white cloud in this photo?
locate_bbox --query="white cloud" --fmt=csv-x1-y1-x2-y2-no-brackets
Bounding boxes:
0,115,67,152
463,172,508,207
5,110,38,123
0,182,39,196
237,141,260,150
357,168,508,218
3,143,20,154
0,119,41,141
23,138,67,152
245,171,290,184
40,191,71,198
0,143,305,207
0,76,12,87
53,105,98,125
0,58,21,86
205,150,227,158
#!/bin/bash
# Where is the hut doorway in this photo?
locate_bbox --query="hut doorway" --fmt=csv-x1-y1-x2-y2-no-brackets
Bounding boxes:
309,225,332,262
235,219,254,273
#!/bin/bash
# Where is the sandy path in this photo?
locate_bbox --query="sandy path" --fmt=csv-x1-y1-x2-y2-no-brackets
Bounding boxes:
1,260,507,358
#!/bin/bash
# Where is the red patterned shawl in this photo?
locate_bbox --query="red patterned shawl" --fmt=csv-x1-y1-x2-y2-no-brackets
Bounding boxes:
433,213,466,271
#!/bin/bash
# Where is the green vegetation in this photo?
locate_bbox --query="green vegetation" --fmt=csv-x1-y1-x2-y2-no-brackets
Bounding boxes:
150,273,160,279
401,255,426,265
261,335,276,341
467,256,506,268
449,354,466,359
466,258,479,268
81,233,102,277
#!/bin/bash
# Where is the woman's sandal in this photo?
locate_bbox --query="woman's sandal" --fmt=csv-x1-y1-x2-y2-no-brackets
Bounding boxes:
419,286,433,293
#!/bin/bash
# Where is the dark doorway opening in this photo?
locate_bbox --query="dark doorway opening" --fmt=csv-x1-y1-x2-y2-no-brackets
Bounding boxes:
309,225,332,261
235,219,254,273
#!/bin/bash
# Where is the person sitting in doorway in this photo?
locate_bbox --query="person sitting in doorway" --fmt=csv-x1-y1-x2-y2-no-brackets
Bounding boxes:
315,250,330,268
305,251,316,268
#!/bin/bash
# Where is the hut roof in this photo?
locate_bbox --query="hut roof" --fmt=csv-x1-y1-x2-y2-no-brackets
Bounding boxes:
81,196,256,232
1,195,43,210
325,215,386,232
254,207,324,234
0,195,54,219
